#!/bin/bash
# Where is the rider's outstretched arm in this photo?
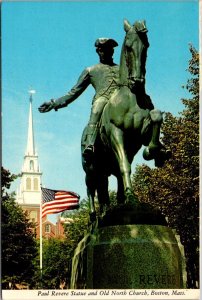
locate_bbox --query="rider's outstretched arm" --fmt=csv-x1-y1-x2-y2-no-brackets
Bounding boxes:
39,68,91,113
53,68,90,110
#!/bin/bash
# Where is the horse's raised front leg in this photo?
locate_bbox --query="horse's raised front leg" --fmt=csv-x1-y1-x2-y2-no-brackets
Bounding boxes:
147,109,163,153
143,109,171,166
110,124,133,201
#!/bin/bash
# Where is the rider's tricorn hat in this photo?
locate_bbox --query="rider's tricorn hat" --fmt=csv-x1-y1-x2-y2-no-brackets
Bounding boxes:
95,38,118,48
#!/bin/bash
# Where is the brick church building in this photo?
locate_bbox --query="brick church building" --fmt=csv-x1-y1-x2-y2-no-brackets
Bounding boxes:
15,91,65,239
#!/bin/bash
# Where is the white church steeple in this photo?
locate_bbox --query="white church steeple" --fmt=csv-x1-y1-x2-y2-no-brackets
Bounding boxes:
26,90,35,156
16,90,42,205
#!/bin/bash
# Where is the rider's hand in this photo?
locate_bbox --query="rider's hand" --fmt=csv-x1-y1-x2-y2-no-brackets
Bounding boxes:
38,99,56,113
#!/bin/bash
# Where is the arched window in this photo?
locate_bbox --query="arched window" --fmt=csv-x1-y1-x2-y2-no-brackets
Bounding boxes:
26,177,31,190
30,160,34,170
34,178,38,191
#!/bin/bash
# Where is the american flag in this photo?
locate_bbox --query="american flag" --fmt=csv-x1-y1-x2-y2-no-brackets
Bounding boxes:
41,187,80,218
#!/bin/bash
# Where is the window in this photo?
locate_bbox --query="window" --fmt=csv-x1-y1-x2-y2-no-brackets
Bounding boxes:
30,160,34,170
45,224,51,233
34,178,38,191
26,177,31,190
30,211,37,223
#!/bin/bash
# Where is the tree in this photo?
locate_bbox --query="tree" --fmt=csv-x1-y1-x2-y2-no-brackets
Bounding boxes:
132,45,199,288
40,238,72,289
62,199,90,255
33,199,90,289
1,167,38,288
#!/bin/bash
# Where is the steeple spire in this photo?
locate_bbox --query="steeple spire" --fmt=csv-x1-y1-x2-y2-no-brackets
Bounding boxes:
17,89,42,205
26,90,36,155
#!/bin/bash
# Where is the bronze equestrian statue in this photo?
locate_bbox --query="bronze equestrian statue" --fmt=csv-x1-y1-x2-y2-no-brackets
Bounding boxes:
38,37,119,156
39,19,171,219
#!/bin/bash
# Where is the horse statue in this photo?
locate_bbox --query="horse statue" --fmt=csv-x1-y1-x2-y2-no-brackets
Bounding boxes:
81,19,170,219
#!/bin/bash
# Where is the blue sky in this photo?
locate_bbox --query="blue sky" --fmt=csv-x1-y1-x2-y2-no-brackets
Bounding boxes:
2,1,199,221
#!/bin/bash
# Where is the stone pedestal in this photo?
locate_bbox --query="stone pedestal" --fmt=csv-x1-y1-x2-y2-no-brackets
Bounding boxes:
70,203,185,289
86,224,184,288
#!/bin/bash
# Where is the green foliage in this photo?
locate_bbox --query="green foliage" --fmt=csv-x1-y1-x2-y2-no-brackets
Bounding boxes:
1,167,38,288
40,238,72,289
132,45,199,288
1,167,18,203
62,199,90,255
29,199,90,289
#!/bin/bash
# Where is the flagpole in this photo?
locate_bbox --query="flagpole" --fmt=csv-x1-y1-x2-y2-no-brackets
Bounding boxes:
40,185,43,287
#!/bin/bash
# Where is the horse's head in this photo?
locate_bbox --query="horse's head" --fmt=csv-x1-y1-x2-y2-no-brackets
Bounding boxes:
123,19,149,89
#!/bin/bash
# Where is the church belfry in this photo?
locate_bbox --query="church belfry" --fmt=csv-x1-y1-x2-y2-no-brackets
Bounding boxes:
15,91,66,239
16,90,42,206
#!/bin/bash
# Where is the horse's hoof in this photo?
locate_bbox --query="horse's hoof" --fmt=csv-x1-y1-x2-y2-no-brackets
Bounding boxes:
143,147,153,160
155,149,171,167
148,143,162,155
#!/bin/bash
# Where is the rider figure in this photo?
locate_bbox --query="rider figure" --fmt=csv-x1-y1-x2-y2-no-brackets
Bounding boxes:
38,38,119,155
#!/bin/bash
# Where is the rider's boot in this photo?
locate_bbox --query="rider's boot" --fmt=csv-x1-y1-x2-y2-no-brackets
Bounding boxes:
83,124,99,157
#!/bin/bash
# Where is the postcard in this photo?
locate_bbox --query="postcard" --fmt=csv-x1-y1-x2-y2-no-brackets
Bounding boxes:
1,1,200,299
